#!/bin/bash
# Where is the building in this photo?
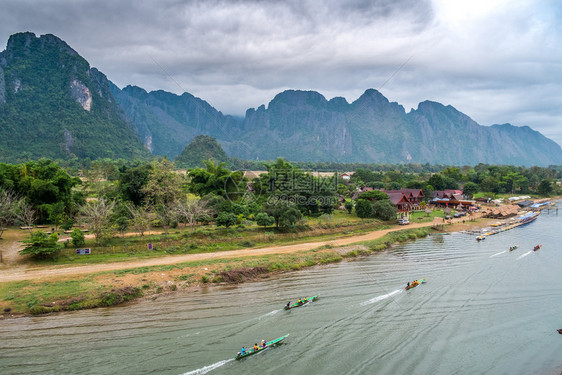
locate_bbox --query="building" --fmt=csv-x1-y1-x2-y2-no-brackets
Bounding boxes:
386,192,413,213
381,189,425,205
430,190,475,209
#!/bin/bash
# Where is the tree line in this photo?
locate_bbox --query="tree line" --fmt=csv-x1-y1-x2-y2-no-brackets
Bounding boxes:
1,158,560,258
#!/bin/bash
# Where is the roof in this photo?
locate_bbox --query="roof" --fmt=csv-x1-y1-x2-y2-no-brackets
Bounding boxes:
387,192,411,205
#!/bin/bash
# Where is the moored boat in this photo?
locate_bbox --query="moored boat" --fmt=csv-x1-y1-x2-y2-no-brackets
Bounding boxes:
284,295,318,310
235,334,289,360
405,278,426,290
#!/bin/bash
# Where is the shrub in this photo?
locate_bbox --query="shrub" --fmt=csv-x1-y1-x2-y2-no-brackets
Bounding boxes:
19,231,62,260
70,229,85,247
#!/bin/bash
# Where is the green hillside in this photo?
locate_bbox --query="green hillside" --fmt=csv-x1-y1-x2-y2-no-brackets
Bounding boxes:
0,32,150,163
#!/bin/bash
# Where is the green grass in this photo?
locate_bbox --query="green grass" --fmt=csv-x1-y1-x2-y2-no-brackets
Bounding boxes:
44,219,387,266
0,277,100,314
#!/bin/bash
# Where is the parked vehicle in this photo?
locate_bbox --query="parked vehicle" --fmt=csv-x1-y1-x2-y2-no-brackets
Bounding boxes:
397,218,410,225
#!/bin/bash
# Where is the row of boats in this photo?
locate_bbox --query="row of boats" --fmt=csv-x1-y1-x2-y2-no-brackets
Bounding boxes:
476,211,540,241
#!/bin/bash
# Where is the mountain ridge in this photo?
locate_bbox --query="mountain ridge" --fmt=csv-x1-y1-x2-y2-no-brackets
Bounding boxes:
1,32,561,166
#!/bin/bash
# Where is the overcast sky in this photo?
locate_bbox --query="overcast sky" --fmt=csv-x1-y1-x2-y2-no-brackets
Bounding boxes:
2,0,561,146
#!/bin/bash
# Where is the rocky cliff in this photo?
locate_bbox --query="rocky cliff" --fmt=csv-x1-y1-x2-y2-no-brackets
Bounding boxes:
0,32,150,162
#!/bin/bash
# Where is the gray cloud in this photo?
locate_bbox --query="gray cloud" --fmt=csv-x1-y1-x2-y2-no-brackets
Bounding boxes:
1,0,561,146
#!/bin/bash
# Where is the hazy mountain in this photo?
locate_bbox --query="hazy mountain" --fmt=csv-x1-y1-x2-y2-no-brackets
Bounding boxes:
1,32,561,166
234,89,562,166
115,83,562,165
110,84,242,158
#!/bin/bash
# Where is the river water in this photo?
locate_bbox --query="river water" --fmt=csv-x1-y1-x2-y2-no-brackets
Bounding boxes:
1,204,561,375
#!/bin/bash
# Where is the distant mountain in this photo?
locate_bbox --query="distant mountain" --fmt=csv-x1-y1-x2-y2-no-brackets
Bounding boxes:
2,32,561,166
115,84,561,166
0,32,150,162
110,84,241,158
175,134,228,168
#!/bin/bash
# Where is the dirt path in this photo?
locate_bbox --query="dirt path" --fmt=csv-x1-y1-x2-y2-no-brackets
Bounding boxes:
0,219,486,283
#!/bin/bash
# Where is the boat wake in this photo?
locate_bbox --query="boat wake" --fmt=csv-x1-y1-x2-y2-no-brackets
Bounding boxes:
361,289,402,306
490,250,507,258
180,358,234,375
517,251,532,260
258,309,280,319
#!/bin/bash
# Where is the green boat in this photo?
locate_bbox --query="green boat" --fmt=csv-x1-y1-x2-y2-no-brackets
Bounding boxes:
405,278,426,290
283,295,318,310
235,334,289,360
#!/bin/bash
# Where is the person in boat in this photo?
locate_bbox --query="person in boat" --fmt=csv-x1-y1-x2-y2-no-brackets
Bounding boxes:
407,282,410,288
253,343,259,352
297,298,302,305
286,301,291,309
260,339,267,348
240,347,246,355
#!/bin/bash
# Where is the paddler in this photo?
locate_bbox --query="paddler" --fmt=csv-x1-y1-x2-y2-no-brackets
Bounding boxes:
240,347,246,355
407,281,410,288
286,302,291,309
253,343,259,352
260,339,266,348
298,298,302,305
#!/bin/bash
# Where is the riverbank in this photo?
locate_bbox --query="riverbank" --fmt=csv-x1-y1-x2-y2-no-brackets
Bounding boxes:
0,214,498,318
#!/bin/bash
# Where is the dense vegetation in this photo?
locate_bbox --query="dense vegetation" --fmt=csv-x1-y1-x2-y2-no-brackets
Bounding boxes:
1,157,560,247
175,135,229,168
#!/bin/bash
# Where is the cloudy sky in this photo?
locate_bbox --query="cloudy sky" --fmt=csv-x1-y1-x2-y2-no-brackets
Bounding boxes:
2,0,561,146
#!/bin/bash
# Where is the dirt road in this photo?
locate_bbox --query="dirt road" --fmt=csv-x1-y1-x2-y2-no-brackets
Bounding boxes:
0,222,440,282
0,215,488,283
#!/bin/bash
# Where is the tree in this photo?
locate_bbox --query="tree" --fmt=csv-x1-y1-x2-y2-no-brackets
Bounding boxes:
70,229,85,247
118,163,151,206
427,174,446,191
215,212,237,228
462,182,479,198
263,199,301,228
175,198,212,234
344,201,353,214
15,199,36,230
143,158,183,207
357,190,389,201
48,201,66,230
279,206,302,228
255,212,275,228
355,199,374,219
188,160,245,200
0,188,22,239
80,198,116,242
372,200,397,221
128,204,153,238
537,179,553,195
19,230,61,259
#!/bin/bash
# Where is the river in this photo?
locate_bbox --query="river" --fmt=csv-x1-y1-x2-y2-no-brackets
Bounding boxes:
1,204,561,375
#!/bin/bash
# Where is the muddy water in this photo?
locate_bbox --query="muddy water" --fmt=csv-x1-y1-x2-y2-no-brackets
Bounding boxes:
1,204,561,375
